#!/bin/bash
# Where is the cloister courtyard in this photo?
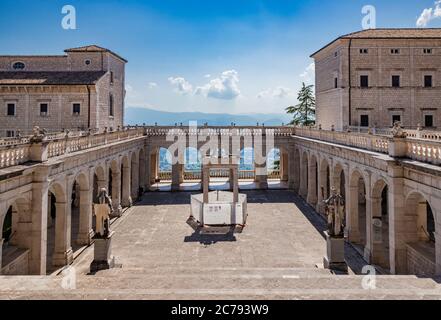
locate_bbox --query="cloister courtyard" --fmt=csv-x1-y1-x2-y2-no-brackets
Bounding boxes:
1,189,440,300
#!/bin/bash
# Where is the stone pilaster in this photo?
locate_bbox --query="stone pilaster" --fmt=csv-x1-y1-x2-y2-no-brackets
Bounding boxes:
121,164,132,207
52,201,73,267
29,169,49,275
111,169,122,216
77,188,93,246
171,163,183,192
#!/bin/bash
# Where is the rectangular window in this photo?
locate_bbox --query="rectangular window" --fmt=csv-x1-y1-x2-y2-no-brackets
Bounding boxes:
392,115,401,125
425,115,434,128
360,115,369,127
72,103,81,115
7,103,15,116
423,48,433,54
360,75,369,88
40,103,48,116
392,75,400,88
334,77,338,89
424,75,433,88
359,48,368,54
6,130,15,137
391,49,400,54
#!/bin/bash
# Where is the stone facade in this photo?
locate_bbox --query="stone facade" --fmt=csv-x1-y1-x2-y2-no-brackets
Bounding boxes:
0,126,440,278
0,46,126,136
312,29,441,130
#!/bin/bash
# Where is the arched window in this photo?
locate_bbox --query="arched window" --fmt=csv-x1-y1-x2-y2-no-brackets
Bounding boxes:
109,94,114,117
12,62,25,70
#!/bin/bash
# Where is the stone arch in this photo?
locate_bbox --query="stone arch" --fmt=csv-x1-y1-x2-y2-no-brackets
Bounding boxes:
93,164,107,203
240,147,255,180
184,147,202,182
47,180,72,272
404,191,436,276
348,168,368,249
371,178,390,271
1,197,31,274
266,147,282,181
70,170,92,249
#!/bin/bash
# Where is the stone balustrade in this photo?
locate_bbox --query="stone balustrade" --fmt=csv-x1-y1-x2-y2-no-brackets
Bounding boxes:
2,124,441,170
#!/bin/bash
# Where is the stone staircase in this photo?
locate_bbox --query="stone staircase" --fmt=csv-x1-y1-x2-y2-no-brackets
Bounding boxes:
1,266,440,299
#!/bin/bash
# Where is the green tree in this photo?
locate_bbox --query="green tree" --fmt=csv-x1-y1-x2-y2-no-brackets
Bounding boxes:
286,82,316,126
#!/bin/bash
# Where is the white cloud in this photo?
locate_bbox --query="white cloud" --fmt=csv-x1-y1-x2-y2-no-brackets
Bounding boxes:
417,1,441,27
299,62,315,83
257,86,292,99
168,76,193,95
195,70,241,100
204,74,211,78
125,84,133,92
148,82,158,89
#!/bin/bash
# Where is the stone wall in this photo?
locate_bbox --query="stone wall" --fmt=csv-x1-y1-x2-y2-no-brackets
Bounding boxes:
406,243,436,276
314,38,441,129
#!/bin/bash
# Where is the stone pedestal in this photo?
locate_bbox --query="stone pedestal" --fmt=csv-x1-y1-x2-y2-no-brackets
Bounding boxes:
323,231,348,272
90,232,115,273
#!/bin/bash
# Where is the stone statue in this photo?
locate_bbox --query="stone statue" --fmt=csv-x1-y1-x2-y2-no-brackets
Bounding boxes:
323,187,345,237
93,188,113,238
391,121,406,138
30,126,47,143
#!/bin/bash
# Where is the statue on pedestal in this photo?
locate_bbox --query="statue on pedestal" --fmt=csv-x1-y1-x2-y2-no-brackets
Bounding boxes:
90,188,116,273
322,186,347,272
93,188,113,238
324,187,345,237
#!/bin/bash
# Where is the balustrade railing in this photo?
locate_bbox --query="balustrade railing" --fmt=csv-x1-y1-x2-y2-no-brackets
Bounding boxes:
2,124,441,170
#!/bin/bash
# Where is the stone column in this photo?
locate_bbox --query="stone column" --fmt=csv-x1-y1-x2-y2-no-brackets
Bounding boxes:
254,143,268,190
29,171,49,275
299,157,308,199
287,147,297,190
346,184,361,243
364,192,373,263
111,169,122,216
202,167,209,203
149,152,157,186
52,201,73,267
370,195,385,266
281,151,289,182
77,188,93,246
131,159,139,200
232,167,239,203
171,163,183,192
387,164,406,274
0,238,3,274
139,148,147,191
436,227,441,276
317,159,325,213
307,159,317,206
121,164,132,207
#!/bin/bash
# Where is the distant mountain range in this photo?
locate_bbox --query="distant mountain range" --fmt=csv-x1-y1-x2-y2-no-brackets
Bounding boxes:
124,107,292,126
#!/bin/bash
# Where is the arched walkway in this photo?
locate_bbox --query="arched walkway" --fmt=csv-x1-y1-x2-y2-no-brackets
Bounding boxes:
404,192,437,276
1,198,31,274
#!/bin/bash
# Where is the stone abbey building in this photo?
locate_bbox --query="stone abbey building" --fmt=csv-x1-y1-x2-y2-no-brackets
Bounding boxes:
0,45,126,137
0,33,441,298
312,28,441,131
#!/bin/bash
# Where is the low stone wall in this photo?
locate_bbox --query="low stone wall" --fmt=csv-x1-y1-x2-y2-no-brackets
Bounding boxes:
1,248,29,275
406,242,436,276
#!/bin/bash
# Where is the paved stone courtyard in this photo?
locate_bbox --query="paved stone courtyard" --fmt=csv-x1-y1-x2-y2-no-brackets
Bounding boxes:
1,190,441,299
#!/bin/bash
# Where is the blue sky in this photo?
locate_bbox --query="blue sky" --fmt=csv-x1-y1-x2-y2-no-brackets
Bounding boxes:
1,0,440,114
